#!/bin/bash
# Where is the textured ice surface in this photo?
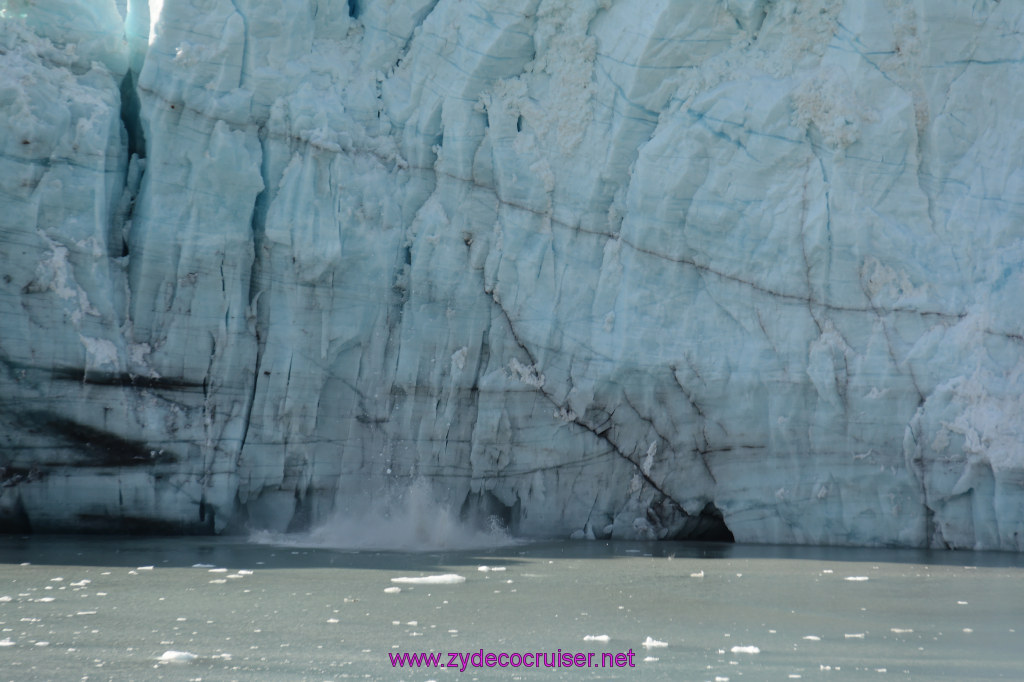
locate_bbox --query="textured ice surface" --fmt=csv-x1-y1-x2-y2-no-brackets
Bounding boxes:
1,0,1023,549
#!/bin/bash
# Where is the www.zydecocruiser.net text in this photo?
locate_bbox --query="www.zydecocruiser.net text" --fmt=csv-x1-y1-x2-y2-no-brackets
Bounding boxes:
390,648,637,671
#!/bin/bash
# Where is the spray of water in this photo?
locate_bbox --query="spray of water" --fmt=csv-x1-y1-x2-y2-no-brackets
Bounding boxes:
250,479,519,552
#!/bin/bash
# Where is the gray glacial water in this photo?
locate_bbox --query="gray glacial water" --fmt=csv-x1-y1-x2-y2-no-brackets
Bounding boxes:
1,536,1022,680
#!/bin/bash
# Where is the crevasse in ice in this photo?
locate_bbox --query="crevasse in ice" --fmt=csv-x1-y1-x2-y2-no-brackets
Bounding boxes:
1,0,1023,549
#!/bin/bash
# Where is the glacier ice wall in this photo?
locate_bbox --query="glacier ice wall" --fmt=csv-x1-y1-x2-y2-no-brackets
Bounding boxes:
2,0,1023,549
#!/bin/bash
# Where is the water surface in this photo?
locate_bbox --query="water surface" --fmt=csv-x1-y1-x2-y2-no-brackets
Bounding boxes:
1,536,1022,680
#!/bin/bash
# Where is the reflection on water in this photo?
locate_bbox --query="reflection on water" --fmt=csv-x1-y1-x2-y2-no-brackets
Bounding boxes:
0,535,1022,680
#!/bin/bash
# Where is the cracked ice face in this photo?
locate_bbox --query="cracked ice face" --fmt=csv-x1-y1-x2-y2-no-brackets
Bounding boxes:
1,0,1023,550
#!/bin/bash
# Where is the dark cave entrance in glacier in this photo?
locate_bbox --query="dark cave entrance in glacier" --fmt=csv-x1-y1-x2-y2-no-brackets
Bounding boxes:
645,497,735,542
460,490,518,534
459,491,735,542
671,502,735,543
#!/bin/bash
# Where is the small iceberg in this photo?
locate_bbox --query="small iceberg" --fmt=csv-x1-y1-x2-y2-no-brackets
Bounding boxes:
158,650,198,663
730,645,760,654
642,636,668,649
391,574,466,585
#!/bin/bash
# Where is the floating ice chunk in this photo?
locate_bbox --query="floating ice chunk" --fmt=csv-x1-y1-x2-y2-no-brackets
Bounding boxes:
844,633,865,639
962,628,973,633
890,628,913,633
35,641,49,647
208,568,228,573
158,650,198,663
644,656,659,662
0,639,14,646
690,570,704,578
844,576,869,582
642,636,668,649
477,566,506,572
730,645,760,654
802,635,821,641
384,587,402,594
583,634,610,643
209,579,227,584
137,566,154,571
391,574,466,585
236,570,254,575
0,596,9,602
192,564,216,568
957,601,968,605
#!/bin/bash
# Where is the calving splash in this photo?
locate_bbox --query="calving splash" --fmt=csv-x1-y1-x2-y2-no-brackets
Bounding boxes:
251,480,518,552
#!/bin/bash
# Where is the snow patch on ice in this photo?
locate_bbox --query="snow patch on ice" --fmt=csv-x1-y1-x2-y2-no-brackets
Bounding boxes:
508,358,546,389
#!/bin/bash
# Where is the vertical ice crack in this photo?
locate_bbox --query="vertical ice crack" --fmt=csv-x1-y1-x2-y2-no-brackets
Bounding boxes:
225,0,249,89
237,130,270,458
668,364,718,484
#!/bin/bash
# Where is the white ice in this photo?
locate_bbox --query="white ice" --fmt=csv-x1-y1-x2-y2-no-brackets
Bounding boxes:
642,636,668,649
730,645,760,654
390,574,466,585
158,650,197,663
